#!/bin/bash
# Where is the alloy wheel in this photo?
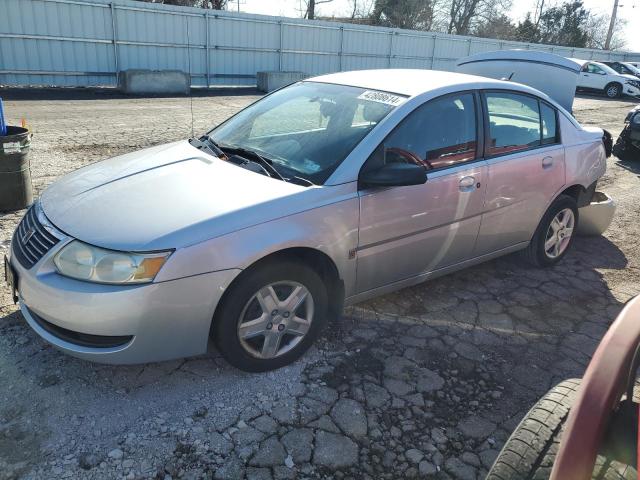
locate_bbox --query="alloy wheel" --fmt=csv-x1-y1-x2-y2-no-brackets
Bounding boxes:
606,85,620,98
237,281,314,359
544,208,575,259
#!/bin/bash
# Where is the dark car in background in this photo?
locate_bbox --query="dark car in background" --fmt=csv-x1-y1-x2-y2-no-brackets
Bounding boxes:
604,61,640,79
613,105,640,161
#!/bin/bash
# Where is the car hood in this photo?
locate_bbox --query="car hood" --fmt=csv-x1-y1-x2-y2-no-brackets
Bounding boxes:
41,141,312,251
619,73,639,82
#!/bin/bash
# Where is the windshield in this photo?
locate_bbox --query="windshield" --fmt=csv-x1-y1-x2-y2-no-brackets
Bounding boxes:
208,81,403,184
623,63,640,75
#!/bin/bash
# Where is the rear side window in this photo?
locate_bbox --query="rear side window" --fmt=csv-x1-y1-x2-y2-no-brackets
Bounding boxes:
485,92,541,156
366,93,477,171
540,102,558,145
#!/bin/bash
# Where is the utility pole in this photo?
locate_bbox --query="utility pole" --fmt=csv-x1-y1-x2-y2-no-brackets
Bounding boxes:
604,0,619,50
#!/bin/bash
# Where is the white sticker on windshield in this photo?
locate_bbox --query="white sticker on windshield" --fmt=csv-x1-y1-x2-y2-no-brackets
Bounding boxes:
357,90,406,106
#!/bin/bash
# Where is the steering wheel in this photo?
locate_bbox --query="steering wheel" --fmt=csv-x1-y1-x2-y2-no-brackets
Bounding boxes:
386,147,433,170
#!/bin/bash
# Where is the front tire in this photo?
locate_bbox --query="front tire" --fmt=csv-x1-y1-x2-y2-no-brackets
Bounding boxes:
605,82,622,99
213,260,328,372
523,194,578,267
486,379,580,480
487,379,635,480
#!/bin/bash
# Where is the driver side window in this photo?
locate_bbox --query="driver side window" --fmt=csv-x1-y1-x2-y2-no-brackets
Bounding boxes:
364,93,478,172
587,63,605,75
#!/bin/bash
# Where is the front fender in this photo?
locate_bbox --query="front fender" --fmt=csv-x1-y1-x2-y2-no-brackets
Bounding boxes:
155,185,360,297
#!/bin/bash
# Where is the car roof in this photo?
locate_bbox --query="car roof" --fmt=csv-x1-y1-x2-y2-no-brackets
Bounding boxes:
306,69,529,98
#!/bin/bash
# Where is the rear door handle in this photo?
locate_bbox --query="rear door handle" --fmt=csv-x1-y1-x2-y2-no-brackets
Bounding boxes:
459,176,476,192
542,156,553,169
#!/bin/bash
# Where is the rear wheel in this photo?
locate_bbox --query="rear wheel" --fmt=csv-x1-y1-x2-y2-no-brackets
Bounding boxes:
523,195,578,267
213,260,328,372
487,379,636,480
605,82,622,99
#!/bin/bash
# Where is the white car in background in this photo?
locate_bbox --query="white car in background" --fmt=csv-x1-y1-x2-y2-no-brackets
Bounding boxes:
571,59,640,99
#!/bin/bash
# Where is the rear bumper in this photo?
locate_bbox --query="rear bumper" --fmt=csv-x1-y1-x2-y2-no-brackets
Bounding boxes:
10,241,241,364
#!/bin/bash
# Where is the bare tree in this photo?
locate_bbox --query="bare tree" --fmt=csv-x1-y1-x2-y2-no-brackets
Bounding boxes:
135,0,227,8
446,0,512,35
348,0,376,19
585,12,627,50
300,0,334,20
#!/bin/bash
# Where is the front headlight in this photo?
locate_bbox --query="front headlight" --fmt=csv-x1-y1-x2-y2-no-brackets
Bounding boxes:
54,241,171,284
633,112,640,125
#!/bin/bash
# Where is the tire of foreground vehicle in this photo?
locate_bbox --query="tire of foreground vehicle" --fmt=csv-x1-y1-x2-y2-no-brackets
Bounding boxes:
213,260,328,372
486,379,635,480
522,194,578,267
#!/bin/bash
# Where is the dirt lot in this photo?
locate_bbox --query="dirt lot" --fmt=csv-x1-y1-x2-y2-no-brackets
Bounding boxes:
0,89,639,480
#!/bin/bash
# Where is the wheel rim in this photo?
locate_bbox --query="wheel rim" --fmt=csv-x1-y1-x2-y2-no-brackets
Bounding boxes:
544,208,575,259
607,85,618,97
237,281,314,359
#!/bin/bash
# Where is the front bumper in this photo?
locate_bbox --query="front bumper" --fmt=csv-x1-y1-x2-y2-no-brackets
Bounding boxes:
624,84,640,98
9,240,240,364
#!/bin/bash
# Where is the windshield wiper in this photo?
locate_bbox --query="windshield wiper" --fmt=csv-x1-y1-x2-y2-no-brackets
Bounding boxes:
217,144,285,182
200,135,226,158
287,176,315,187
189,137,221,158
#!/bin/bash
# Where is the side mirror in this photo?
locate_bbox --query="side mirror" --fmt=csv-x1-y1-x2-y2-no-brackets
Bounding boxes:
360,162,426,188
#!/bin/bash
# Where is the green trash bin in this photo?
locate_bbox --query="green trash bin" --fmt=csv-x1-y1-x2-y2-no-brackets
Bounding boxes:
0,126,33,212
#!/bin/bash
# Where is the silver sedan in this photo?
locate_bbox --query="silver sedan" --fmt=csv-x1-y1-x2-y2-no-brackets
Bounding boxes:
4,69,607,371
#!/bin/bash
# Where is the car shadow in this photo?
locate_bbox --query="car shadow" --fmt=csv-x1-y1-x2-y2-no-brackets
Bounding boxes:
615,157,640,175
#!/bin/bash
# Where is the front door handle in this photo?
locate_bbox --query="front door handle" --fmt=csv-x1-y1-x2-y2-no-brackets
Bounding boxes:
542,156,553,169
459,175,476,192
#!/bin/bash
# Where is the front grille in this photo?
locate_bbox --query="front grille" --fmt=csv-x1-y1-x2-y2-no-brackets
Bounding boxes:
12,205,61,269
28,307,133,348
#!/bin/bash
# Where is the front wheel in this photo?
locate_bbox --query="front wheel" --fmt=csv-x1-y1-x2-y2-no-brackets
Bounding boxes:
523,195,578,267
605,82,622,99
213,260,328,372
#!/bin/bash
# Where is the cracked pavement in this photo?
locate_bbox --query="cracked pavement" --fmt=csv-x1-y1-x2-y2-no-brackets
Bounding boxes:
0,89,639,480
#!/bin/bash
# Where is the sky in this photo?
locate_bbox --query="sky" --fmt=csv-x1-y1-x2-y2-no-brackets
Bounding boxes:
228,0,640,52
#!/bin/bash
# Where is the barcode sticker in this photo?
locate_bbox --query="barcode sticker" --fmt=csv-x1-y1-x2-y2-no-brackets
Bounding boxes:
357,90,406,106
2,142,20,154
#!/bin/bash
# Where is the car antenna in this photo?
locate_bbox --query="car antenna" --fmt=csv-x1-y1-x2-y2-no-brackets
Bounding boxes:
186,16,195,138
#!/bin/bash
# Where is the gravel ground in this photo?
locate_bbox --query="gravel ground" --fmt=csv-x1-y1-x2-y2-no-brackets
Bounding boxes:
0,89,639,480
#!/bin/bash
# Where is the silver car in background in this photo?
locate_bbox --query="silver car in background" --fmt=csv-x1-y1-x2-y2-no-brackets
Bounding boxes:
4,69,608,372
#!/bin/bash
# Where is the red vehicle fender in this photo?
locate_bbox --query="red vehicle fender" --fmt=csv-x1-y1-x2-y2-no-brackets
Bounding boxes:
550,295,640,480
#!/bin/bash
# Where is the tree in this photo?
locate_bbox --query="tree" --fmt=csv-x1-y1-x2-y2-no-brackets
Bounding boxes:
446,0,512,35
514,1,591,48
301,0,334,20
584,12,627,50
514,13,540,43
134,0,227,8
473,14,516,40
347,0,376,20
369,0,441,31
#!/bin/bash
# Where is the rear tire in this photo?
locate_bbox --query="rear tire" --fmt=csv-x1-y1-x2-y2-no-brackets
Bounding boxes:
522,195,578,267
213,260,328,372
605,82,622,99
487,380,636,480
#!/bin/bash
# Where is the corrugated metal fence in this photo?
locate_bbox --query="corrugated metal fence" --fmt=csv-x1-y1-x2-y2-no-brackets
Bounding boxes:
2,0,640,88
